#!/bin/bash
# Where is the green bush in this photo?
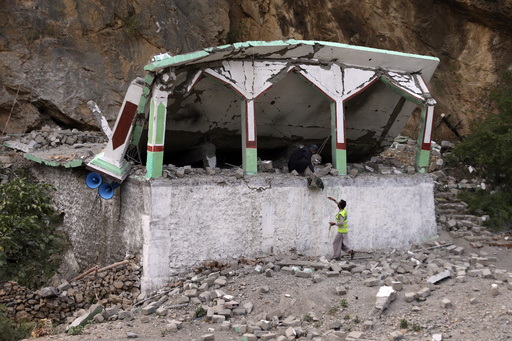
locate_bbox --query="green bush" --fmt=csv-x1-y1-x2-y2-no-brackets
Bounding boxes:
450,68,512,231
0,305,34,341
0,175,65,288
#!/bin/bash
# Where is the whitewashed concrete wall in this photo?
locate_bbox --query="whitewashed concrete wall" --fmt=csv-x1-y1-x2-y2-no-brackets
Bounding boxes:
142,174,437,294
31,166,436,294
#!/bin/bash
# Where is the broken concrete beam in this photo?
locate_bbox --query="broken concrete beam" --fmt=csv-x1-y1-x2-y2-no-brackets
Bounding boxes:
67,304,104,331
277,260,328,270
427,270,451,284
375,286,396,311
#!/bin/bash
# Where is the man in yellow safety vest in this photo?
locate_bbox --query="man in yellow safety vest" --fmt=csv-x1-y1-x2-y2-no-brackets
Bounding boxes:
328,197,355,260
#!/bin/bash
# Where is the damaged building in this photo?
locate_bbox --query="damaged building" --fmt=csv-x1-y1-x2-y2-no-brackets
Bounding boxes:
4,40,440,294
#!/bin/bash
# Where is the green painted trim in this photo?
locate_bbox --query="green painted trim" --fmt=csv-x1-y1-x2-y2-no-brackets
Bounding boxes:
335,149,347,175
137,96,147,114
24,153,42,164
144,74,155,85
156,102,166,145
144,50,210,71
64,159,83,168
146,151,163,179
330,101,337,171
89,153,130,175
415,106,429,173
148,99,155,143
43,160,59,167
244,148,258,175
143,86,150,97
415,149,430,173
144,40,440,71
380,77,423,105
131,124,143,146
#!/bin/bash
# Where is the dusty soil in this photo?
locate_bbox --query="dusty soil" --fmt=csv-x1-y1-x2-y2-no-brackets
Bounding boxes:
25,229,512,341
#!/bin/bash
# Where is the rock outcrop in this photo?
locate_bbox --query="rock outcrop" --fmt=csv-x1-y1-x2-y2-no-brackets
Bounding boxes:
1,0,511,142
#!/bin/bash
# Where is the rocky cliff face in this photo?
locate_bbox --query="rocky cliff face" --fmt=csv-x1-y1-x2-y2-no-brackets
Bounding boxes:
1,0,511,142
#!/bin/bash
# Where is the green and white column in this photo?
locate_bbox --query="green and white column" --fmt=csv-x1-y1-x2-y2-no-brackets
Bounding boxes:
415,105,435,173
242,98,258,175
146,87,168,179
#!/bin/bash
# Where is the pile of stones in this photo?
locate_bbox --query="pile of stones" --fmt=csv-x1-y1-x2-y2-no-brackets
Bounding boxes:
0,255,140,323
2,125,107,151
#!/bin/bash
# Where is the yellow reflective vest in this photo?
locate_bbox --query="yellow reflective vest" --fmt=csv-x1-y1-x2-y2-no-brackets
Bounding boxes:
335,208,348,233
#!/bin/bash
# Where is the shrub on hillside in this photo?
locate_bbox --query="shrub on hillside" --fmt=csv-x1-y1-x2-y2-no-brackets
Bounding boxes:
450,68,512,231
0,174,65,288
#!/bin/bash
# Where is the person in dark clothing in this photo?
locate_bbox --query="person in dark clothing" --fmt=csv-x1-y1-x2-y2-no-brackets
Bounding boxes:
288,144,319,176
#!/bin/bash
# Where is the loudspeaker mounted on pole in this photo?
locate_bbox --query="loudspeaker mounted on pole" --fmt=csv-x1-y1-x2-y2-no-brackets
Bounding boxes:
98,182,120,200
86,172,102,189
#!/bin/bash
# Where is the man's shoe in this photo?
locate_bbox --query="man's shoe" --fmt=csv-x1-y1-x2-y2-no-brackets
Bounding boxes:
348,250,355,260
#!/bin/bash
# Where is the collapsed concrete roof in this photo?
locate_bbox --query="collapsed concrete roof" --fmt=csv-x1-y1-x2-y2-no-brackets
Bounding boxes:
85,40,440,183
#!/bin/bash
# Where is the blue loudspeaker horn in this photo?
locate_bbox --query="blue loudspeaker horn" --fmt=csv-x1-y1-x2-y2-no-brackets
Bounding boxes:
86,172,102,189
98,182,120,200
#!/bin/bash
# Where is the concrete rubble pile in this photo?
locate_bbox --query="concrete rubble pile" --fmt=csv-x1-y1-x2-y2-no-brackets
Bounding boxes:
1,126,107,167
0,255,141,323
56,236,512,340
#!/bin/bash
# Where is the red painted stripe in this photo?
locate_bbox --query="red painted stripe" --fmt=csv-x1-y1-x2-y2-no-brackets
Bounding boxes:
421,142,431,151
336,142,346,150
112,101,138,150
147,145,164,152
343,77,379,102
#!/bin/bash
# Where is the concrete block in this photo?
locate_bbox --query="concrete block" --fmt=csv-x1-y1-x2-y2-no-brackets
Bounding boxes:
326,271,340,277
468,269,482,277
165,322,178,332
330,262,342,273
260,285,270,293
427,270,451,284
241,334,257,341
295,270,311,278
335,286,347,295
453,246,465,255
93,314,104,323
375,286,396,310
391,281,403,291
212,315,226,323
364,277,380,287
244,302,254,314
482,268,493,279
313,274,324,283
225,300,239,309
200,334,215,341
417,287,431,298
455,276,466,283
260,333,277,340
441,298,452,308
141,302,158,315
220,320,231,331
347,331,365,339
405,293,417,303
491,283,499,296
233,308,246,315
281,266,293,275
389,330,404,340
156,307,168,316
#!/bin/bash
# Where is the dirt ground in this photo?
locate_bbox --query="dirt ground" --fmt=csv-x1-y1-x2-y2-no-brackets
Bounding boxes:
25,229,512,341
